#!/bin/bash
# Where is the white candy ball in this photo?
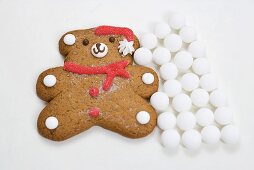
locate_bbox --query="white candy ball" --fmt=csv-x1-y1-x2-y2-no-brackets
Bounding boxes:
200,74,218,92
221,125,240,144
182,129,201,150
152,47,171,65
169,13,186,30
161,129,180,149
192,58,211,75
188,41,206,58
201,125,221,144
191,88,209,107
134,47,152,66
210,89,227,107
45,116,59,130
150,92,169,111
157,112,176,130
179,26,197,43
140,33,158,49
63,34,76,45
43,75,57,87
154,23,171,39
163,79,182,97
174,51,193,71
159,63,178,80
136,111,150,124
164,34,182,52
142,73,154,85
214,107,233,125
172,93,192,112
177,111,196,131
180,73,199,91
196,108,214,127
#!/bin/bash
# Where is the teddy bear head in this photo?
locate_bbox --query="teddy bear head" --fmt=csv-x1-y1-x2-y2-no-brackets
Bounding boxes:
59,26,140,66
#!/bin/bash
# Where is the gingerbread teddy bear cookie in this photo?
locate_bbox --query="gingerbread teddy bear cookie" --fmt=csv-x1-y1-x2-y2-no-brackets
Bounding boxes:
36,26,159,141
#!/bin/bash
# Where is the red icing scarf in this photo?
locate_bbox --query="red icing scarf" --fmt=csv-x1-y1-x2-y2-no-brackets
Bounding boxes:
64,60,130,91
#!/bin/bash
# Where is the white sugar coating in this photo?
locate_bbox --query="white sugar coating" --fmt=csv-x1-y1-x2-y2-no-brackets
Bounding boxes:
133,47,152,66
177,111,196,131
150,92,169,111
210,89,227,107
152,47,171,65
164,34,182,52
182,129,201,150
159,63,178,80
196,108,214,127
45,116,59,130
200,73,218,92
188,41,206,58
174,51,193,71
180,73,199,91
154,22,171,39
172,93,192,112
169,13,186,30
221,125,240,144
201,125,221,144
161,129,180,149
63,34,76,45
43,75,57,87
140,33,158,49
179,26,197,43
192,58,211,75
163,79,182,97
142,73,154,85
191,88,209,107
157,112,176,130
136,111,150,124
214,107,233,125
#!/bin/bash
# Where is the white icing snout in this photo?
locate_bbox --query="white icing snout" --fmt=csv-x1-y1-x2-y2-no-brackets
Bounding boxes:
91,43,108,58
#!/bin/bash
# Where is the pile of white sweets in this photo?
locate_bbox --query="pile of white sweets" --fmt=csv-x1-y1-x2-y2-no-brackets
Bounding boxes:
134,13,240,150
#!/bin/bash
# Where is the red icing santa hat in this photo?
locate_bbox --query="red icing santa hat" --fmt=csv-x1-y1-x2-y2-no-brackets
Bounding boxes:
95,25,135,56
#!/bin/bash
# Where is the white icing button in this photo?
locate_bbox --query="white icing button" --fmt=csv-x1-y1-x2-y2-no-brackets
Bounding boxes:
150,92,169,111
134,47,152,66
191,88,209,107
210,89,227,107
176,111,196,131
164,34,182,52
188,41,206,58
181,129,201,150
214,107,233,125
43,75,57,87
179,26,197,43
91,43,108,58
45,116,59,130
140,33,158,49
161,129,180,149
159,62,178,80
201,125,221,144
169,13,186,30
63,34,76,45
163,79,182,97
142,73,154,85
200,73,218,92
180,73,199,91
192,58,211,75
221,125,240,144
172,93,192,112
157,112,176,130
174,51,193,72
136,111,150,124
196,108,214,127
154,22,171,39
152,47,171,65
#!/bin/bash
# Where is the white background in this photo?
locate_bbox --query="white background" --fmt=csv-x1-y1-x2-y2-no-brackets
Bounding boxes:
0,0,254,169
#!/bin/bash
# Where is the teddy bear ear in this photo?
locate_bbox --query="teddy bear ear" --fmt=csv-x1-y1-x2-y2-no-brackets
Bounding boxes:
133,35,140,51
59,33,77,57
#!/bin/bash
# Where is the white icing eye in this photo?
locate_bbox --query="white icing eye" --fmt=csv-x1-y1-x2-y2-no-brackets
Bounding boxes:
136,111,150,124
91,43,108,58
43,75,57,87
45,116,59,129
63,34,76,45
